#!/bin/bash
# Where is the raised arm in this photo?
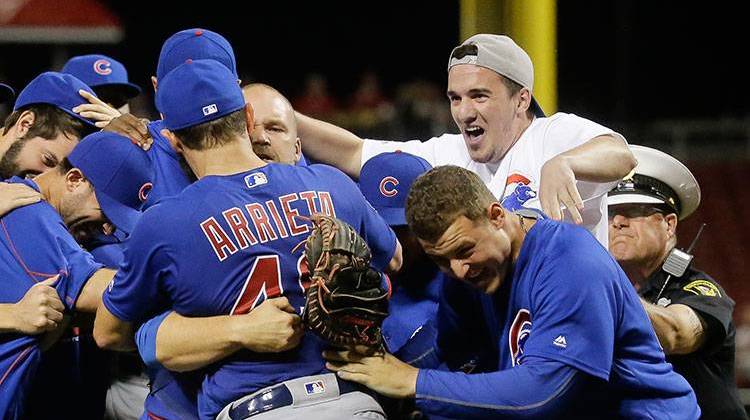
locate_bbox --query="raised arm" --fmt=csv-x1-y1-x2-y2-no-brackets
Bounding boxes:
540,134,636,222
295,112,365,177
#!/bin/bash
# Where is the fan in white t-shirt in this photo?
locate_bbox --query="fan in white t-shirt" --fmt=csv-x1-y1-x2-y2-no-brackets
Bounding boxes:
296,34,636,246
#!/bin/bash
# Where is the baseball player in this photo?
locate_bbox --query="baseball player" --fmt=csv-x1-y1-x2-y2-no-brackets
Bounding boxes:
62,54,142,113
121,82,315,420
143,28,239,209
74,28,247,420
94,59,401,419
242,83,307,166
295,34,635,246
0,72,100,179
325,165,701,418
608,146,747,419
358,152,441,369
0,130,152,419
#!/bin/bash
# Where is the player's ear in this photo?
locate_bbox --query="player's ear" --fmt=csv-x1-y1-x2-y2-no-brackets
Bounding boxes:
14,110,36,138
64,168,87,192
516,87,532,115
151,76,158,93
293,137,302,164
487,202,505,229
160,129,184,154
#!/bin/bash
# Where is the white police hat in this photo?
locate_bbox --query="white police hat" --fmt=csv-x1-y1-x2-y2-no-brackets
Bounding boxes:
608,145,701,220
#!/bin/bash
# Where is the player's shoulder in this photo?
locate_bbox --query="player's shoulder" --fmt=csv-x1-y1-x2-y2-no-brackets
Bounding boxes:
532,218,597,248
527,218,612,270
2,179,61,225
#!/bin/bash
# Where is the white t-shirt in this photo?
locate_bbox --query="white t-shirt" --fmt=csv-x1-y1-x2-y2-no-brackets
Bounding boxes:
361,112,625,245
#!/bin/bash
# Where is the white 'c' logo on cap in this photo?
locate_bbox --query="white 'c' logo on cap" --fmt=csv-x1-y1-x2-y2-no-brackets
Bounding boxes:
379,176,398,197
93,59,112,76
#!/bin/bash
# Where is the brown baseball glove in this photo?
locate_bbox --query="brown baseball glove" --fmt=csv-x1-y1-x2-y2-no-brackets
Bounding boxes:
302,214,389,348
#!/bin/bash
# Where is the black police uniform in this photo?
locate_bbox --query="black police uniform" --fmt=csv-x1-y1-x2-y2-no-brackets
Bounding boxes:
640,264,748,419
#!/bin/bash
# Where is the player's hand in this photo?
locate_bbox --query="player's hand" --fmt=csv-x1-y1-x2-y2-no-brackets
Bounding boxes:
0,183,41,216
102,113,153,151
324,349,418,399
232,297,303,353
11,275,65,335
73,90,121,127
539,155,584,224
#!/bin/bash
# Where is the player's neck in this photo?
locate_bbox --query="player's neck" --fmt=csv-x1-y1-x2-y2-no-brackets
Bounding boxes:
184,137,266,178
30,170,62,210
509,213,535,263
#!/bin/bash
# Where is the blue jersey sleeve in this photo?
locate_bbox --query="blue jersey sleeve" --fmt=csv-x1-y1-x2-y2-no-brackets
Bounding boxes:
102,207,178,322
54,235,104,310
519,230,622,380
20,206,103,310
415,355,588,418
136,311,172,369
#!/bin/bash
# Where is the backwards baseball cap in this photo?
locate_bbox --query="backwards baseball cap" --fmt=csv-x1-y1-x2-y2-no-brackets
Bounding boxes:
608,145,701,220
13,72,97,126
448,34,545,117
359,152,433,226
156,28,237,80
62,54,141,99
156,59,245,131
67,131,153,235
1,83,14,105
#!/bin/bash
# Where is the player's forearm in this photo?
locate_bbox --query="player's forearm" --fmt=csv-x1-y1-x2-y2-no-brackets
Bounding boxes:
155,312,243,372
0,304,21,333
560,135,636,182
296,112,364,178
641,300,706,355
415,357,581,419
76,268,117,312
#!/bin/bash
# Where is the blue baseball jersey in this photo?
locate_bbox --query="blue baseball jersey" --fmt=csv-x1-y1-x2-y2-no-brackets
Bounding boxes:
383,272,442,368
103,163,397,419
0,178,103,419
417,218,699,418
143,120,193,210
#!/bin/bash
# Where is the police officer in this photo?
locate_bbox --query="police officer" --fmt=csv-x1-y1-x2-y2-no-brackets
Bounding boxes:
608,145,747,420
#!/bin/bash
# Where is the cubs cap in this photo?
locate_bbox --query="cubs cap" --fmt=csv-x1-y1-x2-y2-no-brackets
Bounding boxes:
67,131,154,235
608,145,701,220
1,83,14,105
156,59,246,131
13,72,97,126
62,54,141,99
448,34,544,117
359,152,432,226
156,28,237,80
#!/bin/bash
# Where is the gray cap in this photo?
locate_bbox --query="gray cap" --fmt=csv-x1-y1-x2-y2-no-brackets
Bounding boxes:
448,34,544,117
608,145,701,220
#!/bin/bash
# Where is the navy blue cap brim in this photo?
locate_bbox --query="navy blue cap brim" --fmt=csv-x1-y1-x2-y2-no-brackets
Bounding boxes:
375,206,407,227
95,189,140,236
91,82,142,99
